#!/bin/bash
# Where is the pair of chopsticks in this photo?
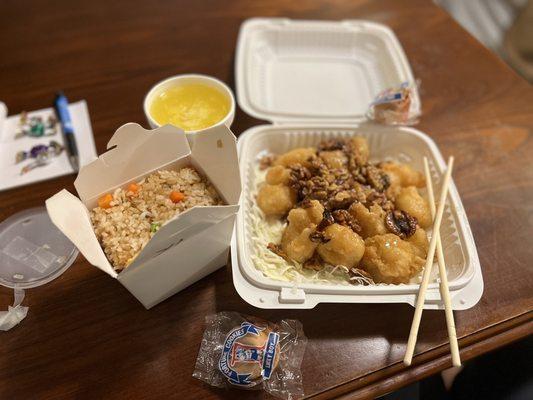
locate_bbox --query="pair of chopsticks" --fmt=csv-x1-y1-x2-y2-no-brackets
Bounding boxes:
403,156,461,367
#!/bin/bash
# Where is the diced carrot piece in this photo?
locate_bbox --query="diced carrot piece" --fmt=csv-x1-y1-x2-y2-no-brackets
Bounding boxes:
127,183,139,194
169,191,185,203
98,193,114,209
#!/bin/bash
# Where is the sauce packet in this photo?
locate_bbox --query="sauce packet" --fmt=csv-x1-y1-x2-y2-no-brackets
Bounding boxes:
367,81,420,125
193,311,307,399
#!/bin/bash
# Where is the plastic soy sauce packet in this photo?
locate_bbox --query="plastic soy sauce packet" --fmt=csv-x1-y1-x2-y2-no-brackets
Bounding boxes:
193,311,307,399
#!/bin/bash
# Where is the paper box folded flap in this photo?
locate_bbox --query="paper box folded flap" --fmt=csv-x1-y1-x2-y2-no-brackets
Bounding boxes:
46,189,118,278
74,123,241,207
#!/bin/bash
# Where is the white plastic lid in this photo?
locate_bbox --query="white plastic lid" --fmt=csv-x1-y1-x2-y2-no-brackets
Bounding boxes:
0,207,78,289
235,18,420,124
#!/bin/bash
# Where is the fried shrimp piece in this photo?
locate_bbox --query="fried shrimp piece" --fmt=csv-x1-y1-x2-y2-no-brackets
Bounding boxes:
285,226,318,263
382,161,425,198
274,147,316,168
265,165,291,185
281,200,324,263
257,184,297,217
361,233,425,284
304,199,325,223
316,223,365,268
349,202,388,239
395,186,432,228
381,162,425,188
407,227,429,258
282,200,324,246
349,136,370,165
319,150,348,169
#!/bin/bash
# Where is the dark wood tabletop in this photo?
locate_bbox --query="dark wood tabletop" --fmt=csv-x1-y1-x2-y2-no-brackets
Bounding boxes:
1,0,532,399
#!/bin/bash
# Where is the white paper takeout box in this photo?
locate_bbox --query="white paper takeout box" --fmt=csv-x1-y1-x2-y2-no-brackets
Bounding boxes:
231,18,483,310
46,123,241,308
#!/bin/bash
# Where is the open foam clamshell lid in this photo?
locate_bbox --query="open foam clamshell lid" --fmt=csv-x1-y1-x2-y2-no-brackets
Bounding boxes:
46,123,241,279
235,18,421,125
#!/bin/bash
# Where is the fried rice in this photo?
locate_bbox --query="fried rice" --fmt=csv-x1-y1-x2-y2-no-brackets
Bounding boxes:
90,167,222,270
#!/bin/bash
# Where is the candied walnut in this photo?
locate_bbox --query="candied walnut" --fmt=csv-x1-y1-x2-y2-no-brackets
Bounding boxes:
326,190,357,210
349,202,388,239
316,224,365,268
288,165,314,200
296,173,329,201
348,162,366,184
309,155,329,174
311,210,335,243
352,183,373,204
316,209,334,231
265,165,291,185
319,150,348,170
259,154,276,170
317,139,346,152
366,190,394,212
363,164,390,192
311,189,328,201
274,147,316,168
385,210,418,239
309,230,329,243
267,242,287,259
332,209,361,233
395,186,432,228
334,171,355,190
361,233,425,284
303,253,323,271
257,184,297,217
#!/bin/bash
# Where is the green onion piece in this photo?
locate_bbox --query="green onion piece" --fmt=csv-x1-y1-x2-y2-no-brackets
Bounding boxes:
150,222,161,233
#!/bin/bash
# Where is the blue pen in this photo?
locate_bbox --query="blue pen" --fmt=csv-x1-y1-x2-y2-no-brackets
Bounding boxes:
54,92,79,172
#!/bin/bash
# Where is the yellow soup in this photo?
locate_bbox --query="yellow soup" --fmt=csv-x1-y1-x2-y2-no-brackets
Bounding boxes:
149,83,231,131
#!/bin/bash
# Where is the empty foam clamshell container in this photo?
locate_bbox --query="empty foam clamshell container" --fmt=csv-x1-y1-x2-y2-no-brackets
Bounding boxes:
231,18,483,310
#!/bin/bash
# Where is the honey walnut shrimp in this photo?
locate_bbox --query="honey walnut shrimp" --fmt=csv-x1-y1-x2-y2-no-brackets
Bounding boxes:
256,137,433,284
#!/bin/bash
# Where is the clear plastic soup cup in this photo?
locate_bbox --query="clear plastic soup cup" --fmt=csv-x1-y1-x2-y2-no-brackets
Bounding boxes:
143,74,235,133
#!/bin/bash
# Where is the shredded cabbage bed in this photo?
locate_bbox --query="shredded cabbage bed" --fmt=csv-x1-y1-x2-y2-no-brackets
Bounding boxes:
248,166,374,286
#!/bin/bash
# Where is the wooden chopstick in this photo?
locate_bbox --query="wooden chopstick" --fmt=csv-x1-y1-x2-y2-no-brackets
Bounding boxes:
423,157,461,367
403,156,454,366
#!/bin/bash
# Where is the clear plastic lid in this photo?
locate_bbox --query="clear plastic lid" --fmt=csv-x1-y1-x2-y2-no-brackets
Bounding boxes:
0,207,78,289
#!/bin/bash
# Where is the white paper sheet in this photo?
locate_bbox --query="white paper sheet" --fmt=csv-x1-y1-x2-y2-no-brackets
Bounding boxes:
0,100,97,191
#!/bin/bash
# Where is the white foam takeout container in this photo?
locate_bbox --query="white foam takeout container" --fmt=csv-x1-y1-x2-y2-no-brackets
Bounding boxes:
46,123,241,309
231,18,483,310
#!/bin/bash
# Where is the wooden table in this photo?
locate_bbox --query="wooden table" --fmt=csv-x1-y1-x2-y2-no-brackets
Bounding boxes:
1,0,532,398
